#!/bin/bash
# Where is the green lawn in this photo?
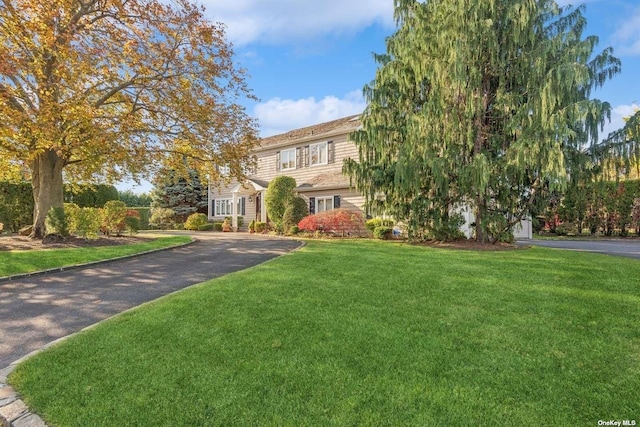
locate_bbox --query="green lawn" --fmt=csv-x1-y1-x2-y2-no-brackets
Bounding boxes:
9,240,640,426
0,235,192,277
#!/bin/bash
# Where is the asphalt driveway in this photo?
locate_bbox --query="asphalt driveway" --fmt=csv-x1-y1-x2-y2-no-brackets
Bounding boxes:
0,233,301,368
517,238,640,259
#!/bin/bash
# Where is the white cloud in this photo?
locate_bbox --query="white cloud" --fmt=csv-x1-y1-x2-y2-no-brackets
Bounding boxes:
611,7,640,56
254,90,366,136
201,0,394,46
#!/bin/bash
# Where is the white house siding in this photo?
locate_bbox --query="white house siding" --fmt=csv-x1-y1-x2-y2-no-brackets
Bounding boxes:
208,179,257,227
296,187,366,215
253,133,357,185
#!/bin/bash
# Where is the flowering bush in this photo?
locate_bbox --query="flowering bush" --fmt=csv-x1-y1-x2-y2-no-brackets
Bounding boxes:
298,209,367,237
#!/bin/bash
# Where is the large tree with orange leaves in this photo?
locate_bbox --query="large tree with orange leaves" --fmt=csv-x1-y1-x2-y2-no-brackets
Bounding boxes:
0,0,257,237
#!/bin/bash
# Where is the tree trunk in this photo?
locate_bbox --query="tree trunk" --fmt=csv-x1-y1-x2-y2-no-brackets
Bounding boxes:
30,150,65,238
475,196,485,243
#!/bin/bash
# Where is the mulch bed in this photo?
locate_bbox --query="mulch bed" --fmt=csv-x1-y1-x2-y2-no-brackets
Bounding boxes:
410,239,521,251
0,235,148,251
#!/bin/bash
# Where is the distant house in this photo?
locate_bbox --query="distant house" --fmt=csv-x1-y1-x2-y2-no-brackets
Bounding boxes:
208,115,365,229
208,115,532,239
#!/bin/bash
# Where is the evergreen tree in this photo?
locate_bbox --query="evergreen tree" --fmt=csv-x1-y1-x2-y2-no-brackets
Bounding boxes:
119,190,152,207
346,0,620,242
152,169,207,222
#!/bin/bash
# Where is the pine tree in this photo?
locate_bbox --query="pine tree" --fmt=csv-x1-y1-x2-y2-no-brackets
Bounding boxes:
152,169,207,222
346,0,620,242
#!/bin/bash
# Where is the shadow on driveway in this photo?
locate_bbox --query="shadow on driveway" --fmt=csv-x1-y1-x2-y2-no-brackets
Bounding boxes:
0,233,301,367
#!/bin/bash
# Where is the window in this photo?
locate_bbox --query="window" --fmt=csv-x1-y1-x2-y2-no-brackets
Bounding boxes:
215,199,233,216
310,142,327,165
316,196,333,213
281,148,296,170
218,165,230,176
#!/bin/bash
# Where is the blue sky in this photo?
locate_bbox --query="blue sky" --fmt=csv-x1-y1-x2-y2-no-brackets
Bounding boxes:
122,0,640,192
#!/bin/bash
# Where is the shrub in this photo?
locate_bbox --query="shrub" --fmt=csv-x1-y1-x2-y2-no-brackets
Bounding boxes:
248,220,256,232
0,181,33,232
102,200,127,236
298,209,367,237
185,213,209,230
555,222,578,236
255,221,267,233
124,210,141,235
265,176,297,230
283,196,309,232
633,198,640,236
373,226,393,240
365,218,394,232
73,207,102,239
198,223,215,231
213,222,223,231
149,208,175,230
128,207,151,229
289,225,299,235
298,215,320,233
64,203,102,239
45,206,69,237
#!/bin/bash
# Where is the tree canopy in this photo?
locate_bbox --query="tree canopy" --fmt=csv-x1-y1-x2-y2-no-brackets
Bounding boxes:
0,0,257,237
345,0,620,242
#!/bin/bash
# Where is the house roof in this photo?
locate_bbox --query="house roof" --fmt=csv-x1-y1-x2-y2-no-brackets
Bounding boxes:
257,114,361,151
296,171,350,192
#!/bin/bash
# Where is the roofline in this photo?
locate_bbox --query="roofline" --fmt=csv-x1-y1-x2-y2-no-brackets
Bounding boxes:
254,128,358,153
254,116,361,153
295,184,351,193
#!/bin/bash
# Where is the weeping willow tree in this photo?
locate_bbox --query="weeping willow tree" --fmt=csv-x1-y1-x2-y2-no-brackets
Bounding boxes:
345,0,620,242
593,109,640,179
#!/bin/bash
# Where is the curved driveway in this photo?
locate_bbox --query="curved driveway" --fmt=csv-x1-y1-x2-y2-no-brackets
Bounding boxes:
0,233,301,368
517,238,640,259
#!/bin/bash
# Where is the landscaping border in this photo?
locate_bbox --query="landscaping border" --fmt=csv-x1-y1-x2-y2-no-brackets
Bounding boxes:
0,237,197,284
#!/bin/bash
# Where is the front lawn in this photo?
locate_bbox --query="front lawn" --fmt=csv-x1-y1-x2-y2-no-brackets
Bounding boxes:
0,235,192,277
9,240,640,426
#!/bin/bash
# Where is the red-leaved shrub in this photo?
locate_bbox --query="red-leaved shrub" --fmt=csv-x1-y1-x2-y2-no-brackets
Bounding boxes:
298,209,366,237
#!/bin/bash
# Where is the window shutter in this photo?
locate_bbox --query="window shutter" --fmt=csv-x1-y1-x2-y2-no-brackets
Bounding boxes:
241,197,246,216
309,197,315,215
328,141,335,164
211,199,215,216
296,147,303,169
276,151,281,171
304,146,309,167
333,195,340,209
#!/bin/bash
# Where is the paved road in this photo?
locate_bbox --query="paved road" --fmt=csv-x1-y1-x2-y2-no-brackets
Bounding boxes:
0,233,301,368
516,239,640,259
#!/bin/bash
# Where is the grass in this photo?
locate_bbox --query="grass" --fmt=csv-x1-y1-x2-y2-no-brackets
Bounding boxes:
9,240,640,426
0,235,192,277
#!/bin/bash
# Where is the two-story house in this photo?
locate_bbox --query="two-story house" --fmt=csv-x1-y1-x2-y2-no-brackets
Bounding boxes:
208,115,365,229
208,114,532,239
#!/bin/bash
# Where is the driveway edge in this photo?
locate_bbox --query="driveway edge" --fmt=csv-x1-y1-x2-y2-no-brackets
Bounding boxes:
0,237,197,284
1,236,304,427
